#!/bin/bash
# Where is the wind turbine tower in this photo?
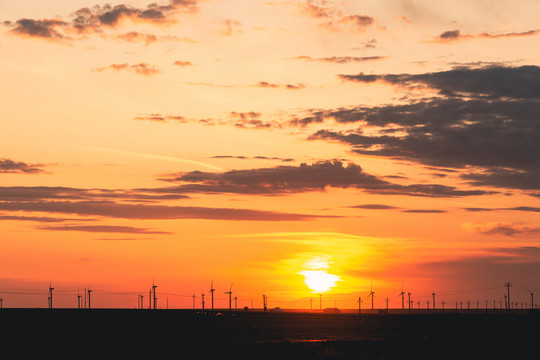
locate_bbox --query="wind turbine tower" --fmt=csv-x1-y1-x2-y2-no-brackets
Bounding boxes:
152,281,158,310
48,282,54,309
87,288,92,309
225,284,233,310
209,280,215,310
367,284,375,310
201,293,205,310
399,287,405,310
529,289,535,310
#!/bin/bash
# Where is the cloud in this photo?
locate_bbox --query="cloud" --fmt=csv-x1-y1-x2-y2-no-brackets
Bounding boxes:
0,158,45,174
350,204,400,210
159,160,493,197
38,224,171,234
252,81,305,90
135,114,186,123
339,15,375,30
464,222,540,237
300,1,341,18
173,60,194,67
338,65,540,99
9,18,68,40
433,29,474,42
93,63,160,76
7,1,198,40
401,209,447,213
291,55,385,64
222,19,242,36
463,207,540,213
0,200,325,221
0,214,95,223
211,155,295,162
0,186,189,202
303,66,540,192
431,28,540,43
479,29,540,38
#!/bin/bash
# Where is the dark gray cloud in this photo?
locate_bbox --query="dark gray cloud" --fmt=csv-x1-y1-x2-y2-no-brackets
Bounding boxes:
402,209,447,213
159,160,493,197
9,18,68,39
38,224,170,234
439,29,461,40
307,65,540,191
0,200,325,221
0,158,45,174
7,1,198,40
338,65,540,99
350,204,400,210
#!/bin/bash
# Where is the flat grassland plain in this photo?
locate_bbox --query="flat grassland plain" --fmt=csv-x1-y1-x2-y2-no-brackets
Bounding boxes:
1,309,538,359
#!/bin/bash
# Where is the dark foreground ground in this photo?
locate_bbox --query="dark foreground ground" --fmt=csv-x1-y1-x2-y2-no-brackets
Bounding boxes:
1,309,538,359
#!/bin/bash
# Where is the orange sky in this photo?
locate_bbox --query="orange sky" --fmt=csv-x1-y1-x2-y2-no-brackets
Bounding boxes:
1,0,540,309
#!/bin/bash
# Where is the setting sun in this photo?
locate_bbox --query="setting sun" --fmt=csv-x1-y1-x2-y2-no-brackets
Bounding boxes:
299,256,341,293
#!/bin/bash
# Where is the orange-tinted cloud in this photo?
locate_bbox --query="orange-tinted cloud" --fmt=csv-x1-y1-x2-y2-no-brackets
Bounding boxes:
173,60,194,67
94,63,160,76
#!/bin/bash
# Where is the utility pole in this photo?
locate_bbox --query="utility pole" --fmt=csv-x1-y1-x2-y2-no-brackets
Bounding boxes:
262,294,267,312
427,299,430,313
386,297,389,313
408,293,411,314
202,293,205,310
505,282,512,311
358,296,362,316
432,292,436,310
149,289,152,309
0,297,3,309
234,296,238,310
442,300,445,312
193,295,195,310
78,290,81,309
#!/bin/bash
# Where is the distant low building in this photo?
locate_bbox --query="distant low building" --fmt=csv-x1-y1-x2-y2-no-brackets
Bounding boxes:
323,308,341,314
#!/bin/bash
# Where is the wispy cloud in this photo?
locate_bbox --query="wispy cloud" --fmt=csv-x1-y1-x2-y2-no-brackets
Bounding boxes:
463,222,540,237
93,63,160,76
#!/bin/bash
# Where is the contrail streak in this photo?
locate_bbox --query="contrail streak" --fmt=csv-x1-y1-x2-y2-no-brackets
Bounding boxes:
84,146,223,171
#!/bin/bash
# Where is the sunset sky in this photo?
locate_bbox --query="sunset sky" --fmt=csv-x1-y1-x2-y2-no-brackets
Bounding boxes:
1,0,540,309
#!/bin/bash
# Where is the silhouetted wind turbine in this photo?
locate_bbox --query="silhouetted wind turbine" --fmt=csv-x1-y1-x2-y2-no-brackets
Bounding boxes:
399,286,405,310
209,280,215,310
528,289,535,309
201,293,205,310
367,284,375,310
48,281,54,309
225,283,233,310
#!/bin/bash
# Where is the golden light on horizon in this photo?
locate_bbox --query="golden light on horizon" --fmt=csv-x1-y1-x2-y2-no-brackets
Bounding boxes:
298,256,341,293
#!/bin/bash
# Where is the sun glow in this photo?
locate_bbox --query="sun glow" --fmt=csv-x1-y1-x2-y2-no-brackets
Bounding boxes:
299,256,341,293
